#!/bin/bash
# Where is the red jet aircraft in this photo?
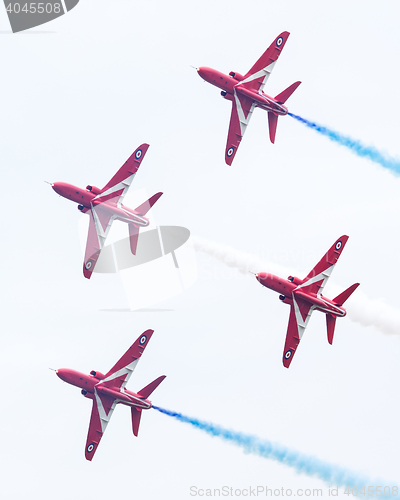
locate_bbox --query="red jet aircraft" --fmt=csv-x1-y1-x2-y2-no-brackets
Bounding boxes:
51,144,162,278
255,236,359,368
197,32,301,165
56,330,165,461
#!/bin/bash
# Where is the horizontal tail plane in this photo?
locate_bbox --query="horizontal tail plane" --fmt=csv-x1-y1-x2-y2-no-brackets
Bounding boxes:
138,375,166,399
134,192,163,216
131,407,142,437
268,112,279,143
128,223,140,254
333,283,360,306
326,314,336,345
274,81,301,104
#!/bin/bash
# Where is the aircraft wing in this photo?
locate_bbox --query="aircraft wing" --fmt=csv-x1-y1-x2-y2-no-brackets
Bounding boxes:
225,91,256,165
95,144,150,205
295,236,349,296
85,391,117,461
101,330,154,390
239,32,290,93
282,297,315,368
83,206,116,279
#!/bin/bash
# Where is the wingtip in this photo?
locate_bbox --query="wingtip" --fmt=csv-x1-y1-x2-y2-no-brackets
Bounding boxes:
140,329,155,340
225,155,234,166
136,143,150,154
278,31,290,39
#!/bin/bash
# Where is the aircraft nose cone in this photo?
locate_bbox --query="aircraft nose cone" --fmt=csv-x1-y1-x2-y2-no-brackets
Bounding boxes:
52,182,71,198
197,67,209,80
52,182,62,195
56,368,69,382
256,272,267,283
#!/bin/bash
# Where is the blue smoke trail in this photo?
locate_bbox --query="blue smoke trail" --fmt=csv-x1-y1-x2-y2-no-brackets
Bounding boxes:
288,112,400,175
153,406,396,496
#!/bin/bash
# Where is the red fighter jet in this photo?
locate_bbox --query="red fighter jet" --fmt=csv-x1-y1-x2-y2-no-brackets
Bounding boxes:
255,236,360,368
197,31,301,165
51,144,162,278
56,330,165,461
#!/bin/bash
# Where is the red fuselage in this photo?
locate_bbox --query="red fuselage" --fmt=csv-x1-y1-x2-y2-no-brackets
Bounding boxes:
256,272,346,318
56,368,152,410
197,67,288,116
52,182,150,227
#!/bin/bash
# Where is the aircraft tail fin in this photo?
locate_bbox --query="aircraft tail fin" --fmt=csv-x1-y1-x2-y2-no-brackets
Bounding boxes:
131,407,142,437
134,192,163,216
138,375,166,399
267,112,279,143
333,283,360,306
274,81,301,104
326,314,336,345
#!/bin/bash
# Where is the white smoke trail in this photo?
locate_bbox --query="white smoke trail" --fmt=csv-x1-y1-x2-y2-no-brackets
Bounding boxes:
192,236,400,337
